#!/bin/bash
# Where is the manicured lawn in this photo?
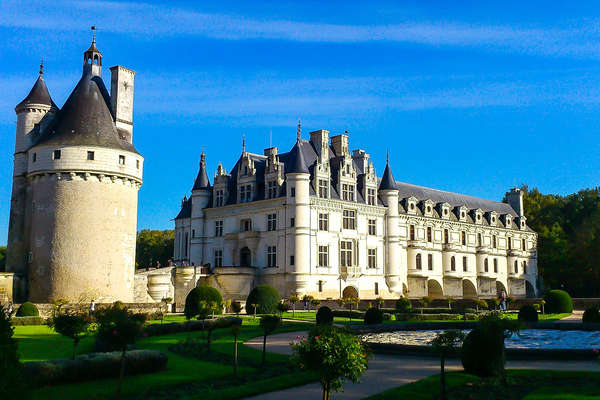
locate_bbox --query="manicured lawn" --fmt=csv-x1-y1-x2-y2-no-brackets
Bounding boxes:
19,317,315,400
364,370,600,400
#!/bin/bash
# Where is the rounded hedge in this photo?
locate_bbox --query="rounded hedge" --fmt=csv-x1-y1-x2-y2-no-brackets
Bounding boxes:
364,307,384,325
395,297,412,313
184,286,223,319
461,326,505,377
582,307,600,323
16,302,39,317
316,306,333,325
518,305,539,323
543,290,573,314
246,285,281,315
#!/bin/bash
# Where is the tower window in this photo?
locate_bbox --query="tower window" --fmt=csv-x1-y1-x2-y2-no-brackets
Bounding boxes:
428,254,433,270
290,217,295,227
522,239,527,250
426,227,432,242
416,254,422,270
523,261,527,274
119,155,125,165
484,258,489,272
461,231,466,245
290,187,295,197
136,159,140,169
493,258,498,273
318,280,323,293
374,282,379,295
215,190,224,207
53,150,61,160
450,256,456,271
508,238,512,250
514,260,518,273
87,151,95,160
463,256,468,272
368,248,377,268
32,153,37,162
477,233,482,246
493,235,497,248
290,255,295,265
443,229,449,244
410,225,415,241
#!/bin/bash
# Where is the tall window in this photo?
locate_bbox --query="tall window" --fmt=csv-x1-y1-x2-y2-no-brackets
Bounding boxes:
374,282,379,295
367,188,376,205
343,209,356,230
522,238,527,250
368,219,376,235
240,186,246,203
318,246,329,267
427,227,432,242
342,184,355,201
290,255,295,265
428,254,433,270
368,249,377,268
514,260,518,273
493,258,498,273
450,256,456,271
318,179,328,198
318,213,328,231
340,241,353,267
32,152,37,162
410,225,415,240
215,190,224,207
443,229,449,244
184,232,189,257
119,155,125,165
267,181,277,199
416,254,422,270
463,256,468,272
267,214,277,231
290,217,295,227
290,187,295,197
241,219,252,232
484,258,489,272
53,149,61,160
318,280,323,292
245,185,252,202
493,235,497,248
214,249,223,267
508,237,512,250
523,261,527,274
267,246,277,267
215,220,223,236
477,233,482,246
461,231,466,245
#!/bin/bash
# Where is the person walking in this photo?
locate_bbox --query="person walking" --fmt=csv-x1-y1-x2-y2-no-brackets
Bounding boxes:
7,301,14,317
88,299,96,317
500,290,507,311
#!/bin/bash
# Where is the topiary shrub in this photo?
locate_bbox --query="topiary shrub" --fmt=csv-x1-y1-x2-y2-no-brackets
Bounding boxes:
184,286,223,320
316,306,333,325
461,327,504,377
395,297,412,313
543,290,573,314
518,305,539,323
245,285,281,315
16,302,39,317
364,307,384,325
582,307,600,323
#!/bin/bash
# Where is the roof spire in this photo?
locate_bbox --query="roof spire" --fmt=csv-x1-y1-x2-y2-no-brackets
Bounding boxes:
297,118,301,142
386,149,389,164
91,25,96,43
39,57,44,75
242,133,246,154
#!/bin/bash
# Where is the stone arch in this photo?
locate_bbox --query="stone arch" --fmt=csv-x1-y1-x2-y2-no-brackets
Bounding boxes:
342,286,358,299
462,279,477,298
427,279,443,298
525,280,536,298
496,281,507,297
240,247,251,267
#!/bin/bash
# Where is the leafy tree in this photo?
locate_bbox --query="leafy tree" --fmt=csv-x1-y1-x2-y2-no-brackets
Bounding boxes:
47,311,92,359
231,301,242,315
135,229,174,269
289,295,299,317
447,297,455,310
310,298,321,310
431,330,465,400
259,315,281,367
303,295,314,311
292,325,370,400
0,246,6,271
277,301,290,316
375,297,385,309
0,305,29,399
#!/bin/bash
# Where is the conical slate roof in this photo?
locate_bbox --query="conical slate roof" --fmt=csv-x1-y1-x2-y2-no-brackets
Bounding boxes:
35,72,136,153
192,152,211,190
378,159,397,191
15,74,57,111
286,140,309,174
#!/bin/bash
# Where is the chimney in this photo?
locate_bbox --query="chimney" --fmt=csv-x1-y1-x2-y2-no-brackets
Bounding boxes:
110,66,136,143
330,133,349,156
505,188,524,217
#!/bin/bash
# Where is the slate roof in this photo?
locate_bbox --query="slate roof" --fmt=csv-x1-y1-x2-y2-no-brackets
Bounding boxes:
33,72,137,153
192,154,211,190
15,74,57,111
379,161,396,191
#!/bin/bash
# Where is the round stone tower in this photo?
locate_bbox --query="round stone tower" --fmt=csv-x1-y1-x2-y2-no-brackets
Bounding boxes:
20,37,144,303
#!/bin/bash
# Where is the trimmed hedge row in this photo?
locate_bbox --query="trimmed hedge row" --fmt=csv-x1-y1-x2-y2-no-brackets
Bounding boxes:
332,310,365,319
11,316,45,326
395,313,478,321
583,307,600,323
144,316,242,337
23,350,168,386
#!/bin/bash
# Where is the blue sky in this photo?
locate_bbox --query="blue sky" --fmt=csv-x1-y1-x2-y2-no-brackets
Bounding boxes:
1,0,600,244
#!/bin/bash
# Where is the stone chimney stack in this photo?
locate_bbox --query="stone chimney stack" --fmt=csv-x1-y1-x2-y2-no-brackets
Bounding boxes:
505,187,524,217
110,65,136,143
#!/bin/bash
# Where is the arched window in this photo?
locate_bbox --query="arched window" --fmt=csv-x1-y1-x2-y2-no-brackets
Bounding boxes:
461,231,466,245
450,256,456,271
493,258,498,273
416,254,422,270
428,254,433,270
463,256,468,272
484,258,489,272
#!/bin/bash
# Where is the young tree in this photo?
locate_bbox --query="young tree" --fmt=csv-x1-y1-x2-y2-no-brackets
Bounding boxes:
375,297,385,309
310,298,321,311
47,311,92,359
289,295,299,317
95,303,147,397
277,301,290,317
421,296,433,310
303,295,314,311
231,301,242,316
490,298,500,311
259,315,281,367
230,320,243,377
540,299,546,314
430,330,466,400
292,325,370,400
251,303,258,319
447,297,455,310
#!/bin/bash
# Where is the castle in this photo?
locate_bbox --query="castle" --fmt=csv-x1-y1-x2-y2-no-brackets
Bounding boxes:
173,126,538,302
2,36,143,303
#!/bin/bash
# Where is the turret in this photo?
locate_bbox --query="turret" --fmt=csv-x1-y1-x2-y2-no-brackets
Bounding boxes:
191,151,212,265
83,27,102,77
379,154,402,294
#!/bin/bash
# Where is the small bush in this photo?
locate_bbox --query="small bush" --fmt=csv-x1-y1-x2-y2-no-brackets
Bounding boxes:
16,302,39,317
518,305,539,323
395,297,412,312
364,307,384,325
316,306,333,325
413,307,454,315
543,290,573,314
332,310,364,319
11,316,44,326
246,285,281,315
461,327,504,377
582,307,600,323
395,313,463,321
23,350,167,387
144,317,242,337
184,286,223,319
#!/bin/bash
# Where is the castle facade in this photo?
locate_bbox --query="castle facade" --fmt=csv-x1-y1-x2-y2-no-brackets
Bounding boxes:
3,38,143,303
173,127,538,302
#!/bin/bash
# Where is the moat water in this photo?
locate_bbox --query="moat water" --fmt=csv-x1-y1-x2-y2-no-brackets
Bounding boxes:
361,329,600,350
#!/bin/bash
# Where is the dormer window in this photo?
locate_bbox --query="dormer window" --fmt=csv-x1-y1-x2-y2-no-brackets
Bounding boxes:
215,190,224,207
407,197,418,214
318,179,328,199
342,184,355,201
367,188,376,205
267,181,278,199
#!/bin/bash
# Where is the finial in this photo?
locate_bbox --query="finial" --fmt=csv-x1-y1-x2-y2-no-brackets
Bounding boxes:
39,57,44,75
386,149,389,164
91,25,96,43
297,118,301,142
242,133,246,154
200,147,206,164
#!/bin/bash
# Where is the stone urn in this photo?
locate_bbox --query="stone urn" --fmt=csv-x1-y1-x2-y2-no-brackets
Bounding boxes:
147,273,171,301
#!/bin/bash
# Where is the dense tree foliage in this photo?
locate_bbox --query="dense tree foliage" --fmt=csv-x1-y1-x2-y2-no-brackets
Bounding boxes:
135,229,174,269
0,246,5,270
511,186,600,297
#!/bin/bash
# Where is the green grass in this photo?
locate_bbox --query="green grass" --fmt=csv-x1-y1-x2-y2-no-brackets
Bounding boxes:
364,370,600,400
21,317,315,400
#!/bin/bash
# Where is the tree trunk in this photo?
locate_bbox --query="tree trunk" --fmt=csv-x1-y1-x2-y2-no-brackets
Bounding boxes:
233,334,238,377
322,382,330,400
292,304,295,317
117,348,126,397
72,338,79,360
207,329,212,353
440,352,446,400
261,333,267,367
